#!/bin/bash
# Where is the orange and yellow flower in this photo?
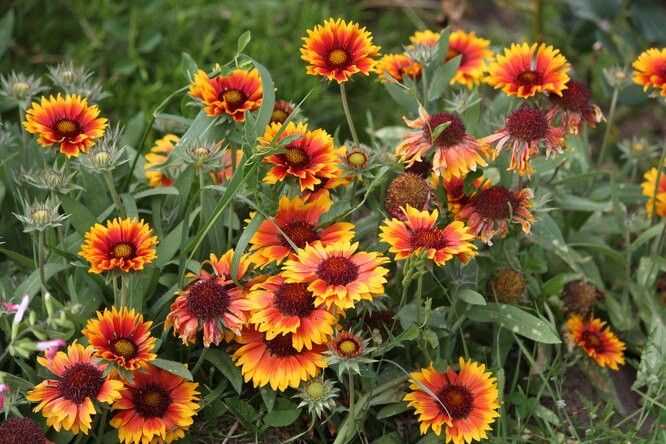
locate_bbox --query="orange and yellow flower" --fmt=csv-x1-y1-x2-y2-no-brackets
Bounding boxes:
409,30,440,48
379,206,476,266
189,68,262,121
301,18,380,83
441,175,492,214
395,107,487,179
110,365,199,444
248,193,355,267
404,358,500,444
260,121,339,191
23,94,107,158
454,185,534,245
565,315,626,370
642,167,666,217
486,43,569,98
282,241,389,310
376,53,421,83
270,100,295,124
144,134,179,187
82,306,157,371
232,327,327,391
548,80,604,135
166,250,252,347
27,342,123,435
79,218,158,274
247,274,336,351
633,48,666,97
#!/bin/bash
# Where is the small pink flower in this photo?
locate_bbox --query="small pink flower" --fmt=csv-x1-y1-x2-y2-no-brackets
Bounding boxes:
36,339,67,359
2,302,19,313
12,295,30,326
0,383,8,410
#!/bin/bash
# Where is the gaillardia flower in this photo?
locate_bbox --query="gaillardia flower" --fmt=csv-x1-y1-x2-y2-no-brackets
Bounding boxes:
486,43,570,98
446,30,493,88
82,306,157,371
384,172,433,219
270,99,295,124
326,330,375,376
404,358,500,444
442,175,491,214
188,68,263,121
395,107,487,180
565,315,626,370
409,30,440,48
247,274,336,351
260,121,338,191
455,185,534,244
144,134,179,187
641,167,666,217
79,218,158,274
376,53,421,83
562,280,603,315
294,378,340,419
27,343,123,434
632,48,666,97
165,250,252,347
110,365,199,444
233,327,327,391
549,80,604,135
23,94,107,157
282,241,390,310
0,417,52,444
379,206,476,266
481,105,565,176
301,18,380,83
248,193,355,267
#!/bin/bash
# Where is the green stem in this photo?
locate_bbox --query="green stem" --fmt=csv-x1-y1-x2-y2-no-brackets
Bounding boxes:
339,83,359,147
598,86,619,165
119,274,129,307
532,0,544,41
103,171,125,216
191,348,208,375
37,230,47,298
198,168,206,234
415,270,424,323
94,407,109,443
347,372,355,412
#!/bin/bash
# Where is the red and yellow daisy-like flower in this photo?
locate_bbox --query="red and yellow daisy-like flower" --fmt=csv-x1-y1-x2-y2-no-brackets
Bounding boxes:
110,365,199,444
376,53,422,83
301,18,380,83
27,342,123,435
486,43,570,98
211,148,243,184
260,121,339,192
549,80,604,135
144,134,180,187
82,306,157,371
633,48,666,97
79,218,158,274
642,167,666,217
248,193,355,267
395,107,487,180
302,152,352,202
23,94,107,158
282,241,390,310
270,100,295,124
232,327,327,391
565,315,626,370
404,358,500,444
188,68,263,121
454,185,534,245
247,274,336,351
379,206,476,266
481,105,565,176
441,175,492,214
409,30,440,48
165,250,252,347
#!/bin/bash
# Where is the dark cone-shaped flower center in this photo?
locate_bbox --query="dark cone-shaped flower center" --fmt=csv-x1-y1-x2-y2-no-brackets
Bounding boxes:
280,221,319,249
471,186,518,220
317,256,359,286
186,279,230,320
133,383,172,418
563,280,602,315
385,173,431,219
516,70,542,86
275,283,315,317
411,228,448,250
404,160,433,178
550,80,591,112
426,112,466,147
582,331,602,351
55,119,80,137
112,242,134,259
0,417,48,444
222,89,245,106
507,107,548,142
439,384,474,419
489,268,526,304
265,333,297,357
328,49,349,67
284,146,309,168
112,338,137,359
335,335,362,358
58,362,104,404
271,109,289,124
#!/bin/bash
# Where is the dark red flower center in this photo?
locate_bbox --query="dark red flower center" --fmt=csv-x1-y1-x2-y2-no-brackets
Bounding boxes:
283,144,309,168
55,119,80,137
506,107,548,142
133,383,172,418
550,80,591,112
221,89,245,106
438,384,474,419
58,362,105,404
471,186,518,220
328,49,349,67
317,256,359,286
271,109,289,123
411,228,448,250
112,242,135,259
0,417,48,444
516,70,542,86
186,278,230,320
426,112,466,147
582,331,603,351
335,335,362,358
112,338,137,359
280,221,319,249
264,333,297,357
404,160,433,178
275,283,315,317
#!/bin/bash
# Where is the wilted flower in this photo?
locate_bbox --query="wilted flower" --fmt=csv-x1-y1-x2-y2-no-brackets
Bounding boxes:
562,280,603,315
14,197,69,232
20,163,80,194
488,268,526,304
326,330,375,376
294,378,340,418
548,79,604,135
79,124,127,172
0,71,47,105
384,173,433,220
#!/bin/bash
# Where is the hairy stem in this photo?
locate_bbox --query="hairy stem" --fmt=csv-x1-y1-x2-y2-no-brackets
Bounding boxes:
339,83,360,147
104,170,125,216
598,86,619,165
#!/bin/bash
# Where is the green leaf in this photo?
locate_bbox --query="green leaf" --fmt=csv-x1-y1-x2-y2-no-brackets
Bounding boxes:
231,213,264,285
236,30,252,54
456,288,486,305
152,358,193,380
0,10,14,59
263,399,301,427
427,55,460,100
156,221,183,268
15,263,69,298
260,387,276,412
0,371,33,391
180,52,198,78
226,398,258,432
0,246,34,269
61,194,97,235
250,59,275,141
376,402,409,419
384,81,418,115
205,349,243,394
630,222,665,254
466,303,561,344
133,186,179,200
554,194,612,212
542,273,580,298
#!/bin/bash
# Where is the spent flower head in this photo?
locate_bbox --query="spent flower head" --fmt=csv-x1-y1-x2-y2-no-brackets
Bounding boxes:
79,124,127,172
294,378,340,419
603,66,631,90
20,163,80,194
47,62,107,102
0,71,47,105
14,197,69,232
